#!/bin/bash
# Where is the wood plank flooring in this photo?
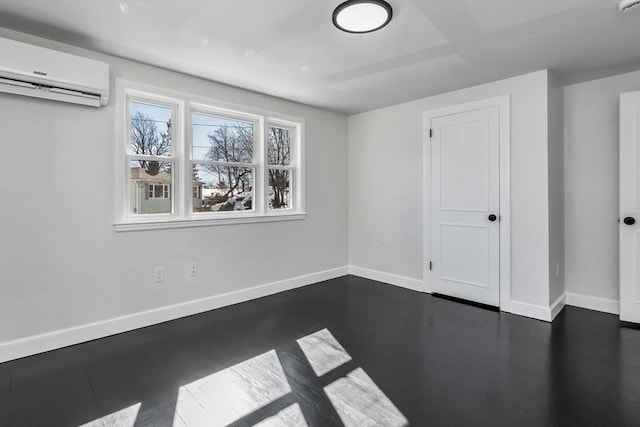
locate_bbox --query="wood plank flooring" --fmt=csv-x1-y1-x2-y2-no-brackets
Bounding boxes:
1,275,639,426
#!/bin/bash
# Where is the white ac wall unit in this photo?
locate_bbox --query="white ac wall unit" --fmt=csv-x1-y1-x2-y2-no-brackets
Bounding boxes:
0,37,109,107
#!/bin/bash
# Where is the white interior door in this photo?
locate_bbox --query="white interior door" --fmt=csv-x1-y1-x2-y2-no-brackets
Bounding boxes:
620,91,640,323
430,107,500,306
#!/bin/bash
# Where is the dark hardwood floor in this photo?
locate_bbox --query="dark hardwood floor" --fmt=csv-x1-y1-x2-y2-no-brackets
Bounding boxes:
1,275,639,426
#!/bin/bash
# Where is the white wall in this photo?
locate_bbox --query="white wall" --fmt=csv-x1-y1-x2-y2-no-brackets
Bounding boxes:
3,26,633,361
564,71,640,309
548,72,565,305
349,70,553,310
0,30,348,350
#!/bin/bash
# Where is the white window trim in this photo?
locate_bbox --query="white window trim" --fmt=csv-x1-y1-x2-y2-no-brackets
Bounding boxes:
114,79,306,232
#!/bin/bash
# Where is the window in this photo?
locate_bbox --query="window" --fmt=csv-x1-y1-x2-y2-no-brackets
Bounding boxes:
148,184,170,199
115,80,305,231
191,110,256,213
268,124,292,210
192,186,201,200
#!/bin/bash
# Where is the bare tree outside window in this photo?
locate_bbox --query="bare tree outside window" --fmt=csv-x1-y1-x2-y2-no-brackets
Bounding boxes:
128,102,174,214
205,123,253,198
130,107,172,176
268,126,291,209
191,113,255,212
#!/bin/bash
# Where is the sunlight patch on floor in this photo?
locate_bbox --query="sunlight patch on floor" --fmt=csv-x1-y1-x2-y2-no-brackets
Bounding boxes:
172,349,291,426
297,328,352,376
164,329,406,426
253,403,308,427
325,368,408,427
78,402,141,427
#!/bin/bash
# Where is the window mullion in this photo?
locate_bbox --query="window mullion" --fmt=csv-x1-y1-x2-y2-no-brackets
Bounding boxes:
296,121,305,213
194,160,257,168
127,154,177,162
267,166,294,171
176,100,188,219
261,118,269,215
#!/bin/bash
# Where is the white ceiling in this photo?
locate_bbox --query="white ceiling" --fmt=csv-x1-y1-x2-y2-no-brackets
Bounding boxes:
0,0,638,115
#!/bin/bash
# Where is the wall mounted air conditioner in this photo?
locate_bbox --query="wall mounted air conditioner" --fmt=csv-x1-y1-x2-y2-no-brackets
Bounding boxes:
0,37,109,107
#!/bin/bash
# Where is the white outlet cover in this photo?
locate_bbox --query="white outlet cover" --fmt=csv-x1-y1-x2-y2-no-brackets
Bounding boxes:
154,266,165,282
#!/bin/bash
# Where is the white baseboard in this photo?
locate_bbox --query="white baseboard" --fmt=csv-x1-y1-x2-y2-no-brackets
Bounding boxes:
0,266,349,363
349,266,577,323
348,265,425,292
510,297,564,323
550,293,566,321
3,268,615,363
565,292,619,315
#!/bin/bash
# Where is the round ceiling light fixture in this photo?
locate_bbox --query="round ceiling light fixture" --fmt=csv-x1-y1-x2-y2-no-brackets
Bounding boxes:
619,0,640,12
332,0,393,34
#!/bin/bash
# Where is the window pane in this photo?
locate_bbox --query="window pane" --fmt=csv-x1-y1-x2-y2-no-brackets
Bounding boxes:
268,126,291,166
129,160,172,214
193,163,253,212
268,169,291,210
192,112,253,163
130,101,173,156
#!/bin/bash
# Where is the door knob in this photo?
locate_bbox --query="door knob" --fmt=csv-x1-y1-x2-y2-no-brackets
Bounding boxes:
488,214,497,222
623,216,636,225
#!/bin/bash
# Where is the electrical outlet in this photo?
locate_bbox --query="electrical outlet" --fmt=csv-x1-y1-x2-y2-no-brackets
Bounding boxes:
189,262,198,277
373,243,381,254
154,266,165,283
555,262,560,278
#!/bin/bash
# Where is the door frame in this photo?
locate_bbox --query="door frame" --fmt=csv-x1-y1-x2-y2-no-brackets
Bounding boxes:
619,90,640,323
423,95,511,312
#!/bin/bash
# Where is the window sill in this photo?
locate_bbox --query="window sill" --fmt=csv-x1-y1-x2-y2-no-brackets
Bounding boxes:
114,212,307,232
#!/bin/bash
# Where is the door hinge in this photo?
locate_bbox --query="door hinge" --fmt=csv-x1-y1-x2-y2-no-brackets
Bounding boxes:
429,129,433,138
429,261,433,271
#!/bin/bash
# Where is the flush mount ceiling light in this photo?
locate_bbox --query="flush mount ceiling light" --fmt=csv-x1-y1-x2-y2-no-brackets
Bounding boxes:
619,0,640,12
332,0,393,34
